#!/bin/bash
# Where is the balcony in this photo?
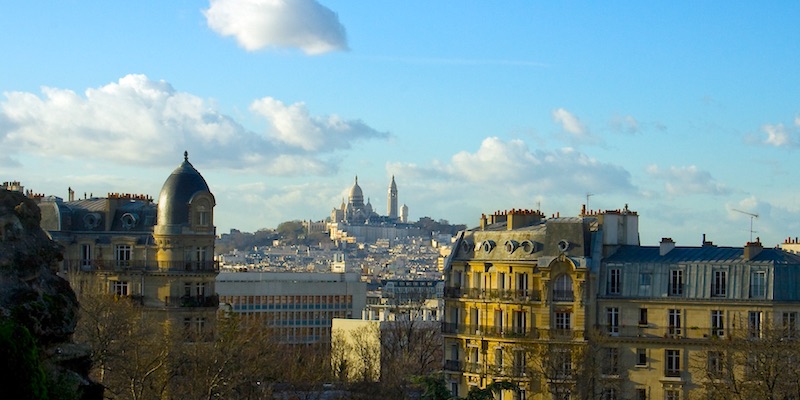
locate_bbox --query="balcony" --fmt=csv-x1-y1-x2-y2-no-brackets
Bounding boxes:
664,369,681,378
62,259,220,273
464,362,482,374
552,290,574,302
444,360,463,372
441,323,540,339
165,295,219,308
442,287,541,302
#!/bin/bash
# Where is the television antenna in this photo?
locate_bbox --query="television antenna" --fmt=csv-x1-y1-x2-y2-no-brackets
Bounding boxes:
732,209,759,242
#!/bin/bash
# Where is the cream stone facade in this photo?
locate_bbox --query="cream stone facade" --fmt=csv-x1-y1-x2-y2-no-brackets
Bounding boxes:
444,207,800,400
37,151,219,332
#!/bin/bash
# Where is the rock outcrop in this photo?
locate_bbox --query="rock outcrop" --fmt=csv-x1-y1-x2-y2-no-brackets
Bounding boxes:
0,189,101,400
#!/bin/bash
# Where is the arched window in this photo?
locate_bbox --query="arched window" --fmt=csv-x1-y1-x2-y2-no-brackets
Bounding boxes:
553,275,574,301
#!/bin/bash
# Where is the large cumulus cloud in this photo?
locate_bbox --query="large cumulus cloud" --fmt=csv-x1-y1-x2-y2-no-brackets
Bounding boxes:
0,74,386,175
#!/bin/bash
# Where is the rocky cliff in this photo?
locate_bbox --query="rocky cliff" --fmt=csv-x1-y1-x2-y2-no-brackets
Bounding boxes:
0,189,101,399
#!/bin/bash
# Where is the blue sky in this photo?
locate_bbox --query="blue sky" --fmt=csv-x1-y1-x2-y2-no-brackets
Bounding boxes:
2,1,799,247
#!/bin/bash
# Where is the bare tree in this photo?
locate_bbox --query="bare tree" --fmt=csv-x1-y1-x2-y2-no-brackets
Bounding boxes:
689,319,800,400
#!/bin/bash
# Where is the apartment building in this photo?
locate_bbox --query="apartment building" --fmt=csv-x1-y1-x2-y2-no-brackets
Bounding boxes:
597,237,800,400
36,151,219,331
444,206,800,400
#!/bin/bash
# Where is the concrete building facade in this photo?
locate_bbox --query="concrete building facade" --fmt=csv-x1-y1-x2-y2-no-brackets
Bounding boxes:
216,271,367,343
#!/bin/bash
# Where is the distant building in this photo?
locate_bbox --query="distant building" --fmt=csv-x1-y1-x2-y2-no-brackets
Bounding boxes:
363,279,444,322
216,271,367,344
35,151,219,332
328,176,422,244
388,176,398,219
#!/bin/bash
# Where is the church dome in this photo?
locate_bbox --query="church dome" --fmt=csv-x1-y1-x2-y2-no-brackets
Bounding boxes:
348,176,364,207
156,151,215,230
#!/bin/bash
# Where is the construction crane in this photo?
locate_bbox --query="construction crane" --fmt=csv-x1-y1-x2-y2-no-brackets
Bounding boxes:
732,209,759,242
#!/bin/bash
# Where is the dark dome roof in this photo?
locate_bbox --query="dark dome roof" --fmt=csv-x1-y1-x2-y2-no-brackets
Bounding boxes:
157,152,212,227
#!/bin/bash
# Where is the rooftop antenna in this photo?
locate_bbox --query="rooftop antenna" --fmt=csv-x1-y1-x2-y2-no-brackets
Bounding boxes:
586,193,594,212
732,209,759,242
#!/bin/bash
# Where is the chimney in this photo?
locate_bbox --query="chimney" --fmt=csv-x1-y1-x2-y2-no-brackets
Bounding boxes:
744,238,763,261
480,214,487,230
659,238,675,256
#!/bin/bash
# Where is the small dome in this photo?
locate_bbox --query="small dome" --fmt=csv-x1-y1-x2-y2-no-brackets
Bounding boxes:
156,151,213,228
348,176,364,207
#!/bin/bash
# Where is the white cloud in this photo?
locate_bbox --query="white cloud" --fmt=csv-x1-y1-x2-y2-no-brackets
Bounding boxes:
552,108,586,136
762,123,792,147
204,0,348,54
250,97,388,152
0,74,385,175
391,137,634,195
646,164,729,196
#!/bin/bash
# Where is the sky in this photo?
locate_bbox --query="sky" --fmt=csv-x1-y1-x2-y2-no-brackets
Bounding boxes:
1,1,799,247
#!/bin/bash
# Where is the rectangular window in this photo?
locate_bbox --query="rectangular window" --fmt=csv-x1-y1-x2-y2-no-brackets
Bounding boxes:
712,270,727,297
639,272,652,296
665,349,681,376
555,311,571,332
708,351,723,376
494,310,504,333
608,268,621,295
495,348,504,368
784,312,797,338
711,310,724,337
513,310,527,335
669,270,683,296
751,271,766,298
513,350,526,377
639,308,648,325
668,309,682,337
749,311,763,338
636,348,647,366
604,348,619,375
601,388,617,400
665,388,681,400
80,244,92,268
555,348,572,379
115,244,132,268
517,273,529,297
198,210,210,226
112,280,129,296
635,388,647,400
607,307,619,335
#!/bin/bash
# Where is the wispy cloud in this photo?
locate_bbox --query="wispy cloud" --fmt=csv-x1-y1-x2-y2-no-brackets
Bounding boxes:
204,0,348,54
646,164,730,196
551,108,604,146
609,114,639,134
